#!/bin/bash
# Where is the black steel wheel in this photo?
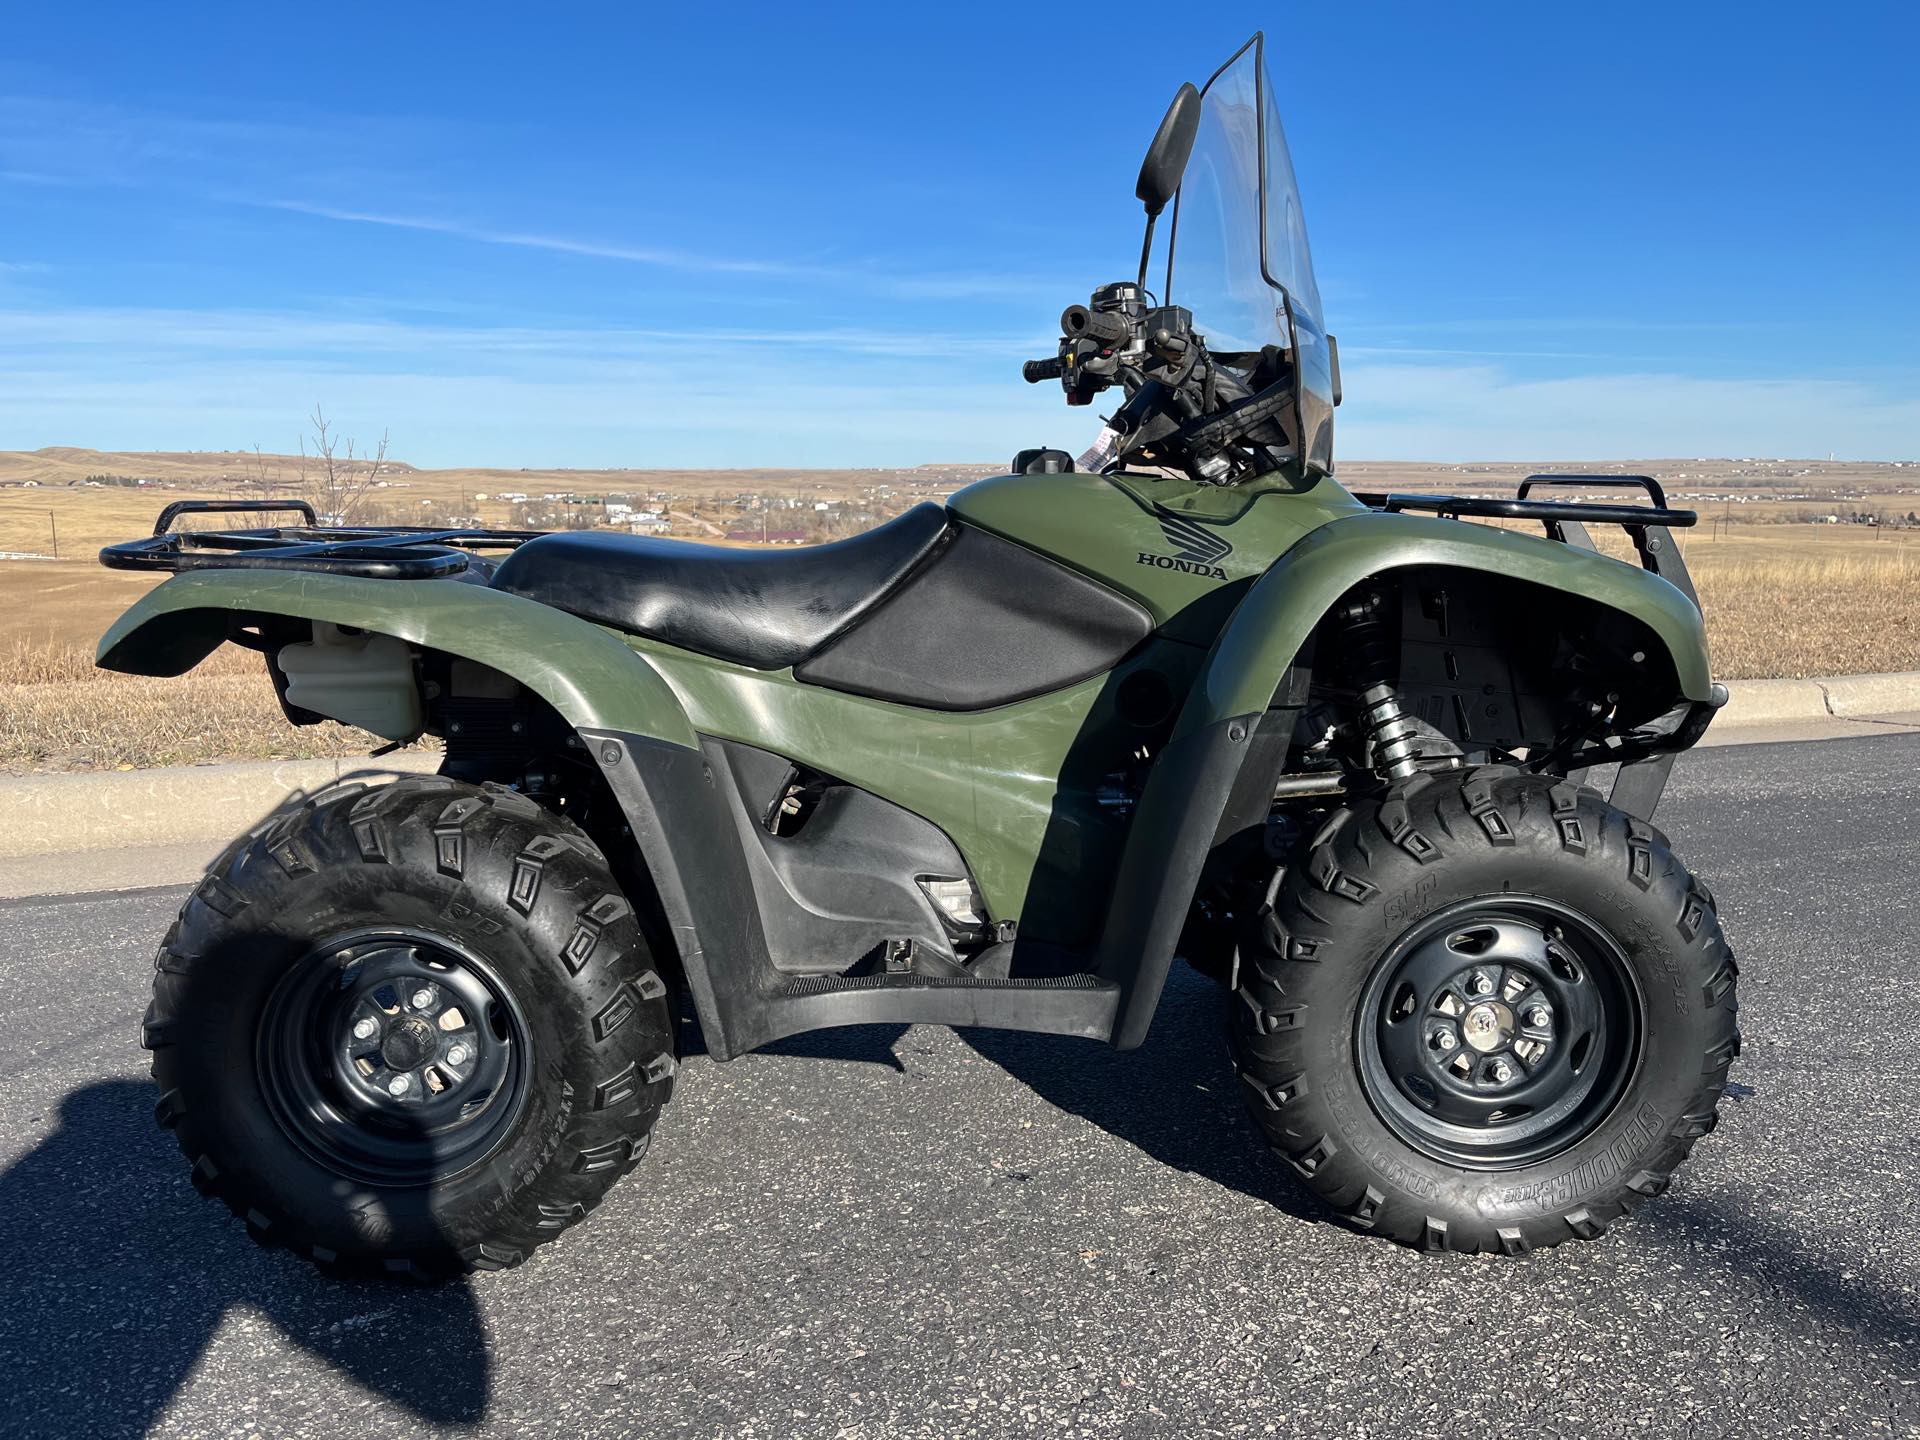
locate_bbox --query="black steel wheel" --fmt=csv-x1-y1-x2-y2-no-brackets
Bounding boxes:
1356,898,1641,1168
258,932,533,1186
144,775,677,1280
1230,766,1739,1256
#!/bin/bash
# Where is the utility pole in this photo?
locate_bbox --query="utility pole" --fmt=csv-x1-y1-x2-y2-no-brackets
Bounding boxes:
48,510,58,560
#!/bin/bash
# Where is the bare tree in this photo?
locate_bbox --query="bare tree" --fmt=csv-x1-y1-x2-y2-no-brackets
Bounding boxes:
297,406,390,525
241,443,296,502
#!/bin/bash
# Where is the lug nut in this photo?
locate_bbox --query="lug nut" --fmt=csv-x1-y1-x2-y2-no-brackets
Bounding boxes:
1490,1060,1514,1084
447,1044,470,1066
1470,972,1495,996
387,1075,411,1097
352,1017,379,1040
1527,1006,1551,1028
1432,1029,1457,1052
410,988,434,1010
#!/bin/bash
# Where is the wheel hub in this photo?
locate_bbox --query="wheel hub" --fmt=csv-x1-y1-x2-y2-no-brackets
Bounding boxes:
1460,1000,1513,1054
1356,897,1641,1168
379,1015,439,1072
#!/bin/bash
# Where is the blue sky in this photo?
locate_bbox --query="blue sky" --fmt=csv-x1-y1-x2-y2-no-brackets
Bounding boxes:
1,3,1915,467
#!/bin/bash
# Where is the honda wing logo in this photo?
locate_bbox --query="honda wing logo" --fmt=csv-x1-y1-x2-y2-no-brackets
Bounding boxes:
1137,505,1232,580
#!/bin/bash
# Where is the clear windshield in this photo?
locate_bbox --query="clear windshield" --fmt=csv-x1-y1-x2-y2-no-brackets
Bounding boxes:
1166,35,1323,350
1166,33,1334,474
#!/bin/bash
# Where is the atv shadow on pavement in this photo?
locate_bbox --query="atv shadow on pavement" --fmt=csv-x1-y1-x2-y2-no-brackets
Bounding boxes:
677,968,1324,1224
958,967,1326,1224
965,975,1920,1364
0,1078,488,1437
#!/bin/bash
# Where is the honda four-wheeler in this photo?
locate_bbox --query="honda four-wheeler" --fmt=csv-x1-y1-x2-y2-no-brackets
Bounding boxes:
99,34,1736,1277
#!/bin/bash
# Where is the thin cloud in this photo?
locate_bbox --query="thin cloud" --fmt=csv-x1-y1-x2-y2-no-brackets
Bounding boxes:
1340,344,1613,362
1339,358,1920,461
266,200,802,277
261,199,1069,300
0,92,1071,301
0,302,1046,360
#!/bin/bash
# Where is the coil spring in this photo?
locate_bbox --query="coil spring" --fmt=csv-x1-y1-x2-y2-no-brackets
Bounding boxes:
1357,683,1422,782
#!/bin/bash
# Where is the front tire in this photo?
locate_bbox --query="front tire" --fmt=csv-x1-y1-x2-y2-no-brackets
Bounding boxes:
143,775,676,1280
1230,767,1738,1255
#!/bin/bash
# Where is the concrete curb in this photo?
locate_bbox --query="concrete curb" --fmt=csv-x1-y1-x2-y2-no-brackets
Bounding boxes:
1715,678,1832,728
1716,670,1920,726
1823,672,1920,716
0,672,1916,866
0,751,441,862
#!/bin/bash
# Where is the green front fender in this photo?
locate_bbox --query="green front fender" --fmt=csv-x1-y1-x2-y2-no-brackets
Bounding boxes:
1176,511,1714,738
96,570,699,749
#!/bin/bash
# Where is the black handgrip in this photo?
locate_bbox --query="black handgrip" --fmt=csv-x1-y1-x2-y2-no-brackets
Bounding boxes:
1060,304,1131,346
152,498,319,535
1023,356,1066,384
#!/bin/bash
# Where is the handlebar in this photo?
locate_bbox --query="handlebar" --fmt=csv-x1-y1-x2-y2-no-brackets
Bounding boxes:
1023,356,1067,384
1060,304,1132,346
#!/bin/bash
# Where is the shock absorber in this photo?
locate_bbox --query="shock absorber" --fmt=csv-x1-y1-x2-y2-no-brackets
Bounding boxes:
1334,590,1422,783
1356,683,1423,782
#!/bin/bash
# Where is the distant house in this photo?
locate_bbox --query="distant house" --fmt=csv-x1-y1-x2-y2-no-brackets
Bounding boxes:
728,527,810,544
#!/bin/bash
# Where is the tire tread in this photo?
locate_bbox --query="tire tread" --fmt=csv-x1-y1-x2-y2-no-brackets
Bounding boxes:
1230,766,1738,1257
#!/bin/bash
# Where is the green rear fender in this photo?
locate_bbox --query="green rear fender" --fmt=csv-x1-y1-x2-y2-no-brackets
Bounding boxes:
1176,511,1714,739
95,569,698,749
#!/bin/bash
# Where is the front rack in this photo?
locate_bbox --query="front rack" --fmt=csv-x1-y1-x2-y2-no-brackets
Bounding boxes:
1353,474,1699,602
100,501,549,580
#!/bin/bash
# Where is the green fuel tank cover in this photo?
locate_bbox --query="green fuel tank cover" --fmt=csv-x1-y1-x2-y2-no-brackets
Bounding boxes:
947,468,1365,644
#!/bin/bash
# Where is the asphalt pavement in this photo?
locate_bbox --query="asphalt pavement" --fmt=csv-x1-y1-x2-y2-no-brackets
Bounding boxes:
1,733,1916,1438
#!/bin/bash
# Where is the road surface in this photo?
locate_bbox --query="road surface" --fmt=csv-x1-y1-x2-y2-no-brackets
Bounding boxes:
0,733,1916,1437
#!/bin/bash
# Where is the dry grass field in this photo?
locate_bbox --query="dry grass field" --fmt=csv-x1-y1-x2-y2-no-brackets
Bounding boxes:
0,446,978,558
1678,527,1920,680
2,449,1915,773
0,637,402,774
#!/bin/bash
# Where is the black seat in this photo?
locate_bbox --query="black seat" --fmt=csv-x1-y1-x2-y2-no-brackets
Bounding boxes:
490,502,951,669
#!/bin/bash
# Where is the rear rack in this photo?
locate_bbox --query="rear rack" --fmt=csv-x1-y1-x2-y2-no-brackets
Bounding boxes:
1353,474,1699,602
100,501,548,580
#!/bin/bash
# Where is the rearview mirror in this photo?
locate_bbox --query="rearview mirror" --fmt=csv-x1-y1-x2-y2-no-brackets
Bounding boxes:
1136,82,1202,217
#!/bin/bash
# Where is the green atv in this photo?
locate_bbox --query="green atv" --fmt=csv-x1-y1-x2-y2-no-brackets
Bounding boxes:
98,34,1736,1278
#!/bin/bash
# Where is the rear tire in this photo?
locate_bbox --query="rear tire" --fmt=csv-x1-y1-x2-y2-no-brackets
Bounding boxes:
143,775,676,1280
1230,766,1738,1255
